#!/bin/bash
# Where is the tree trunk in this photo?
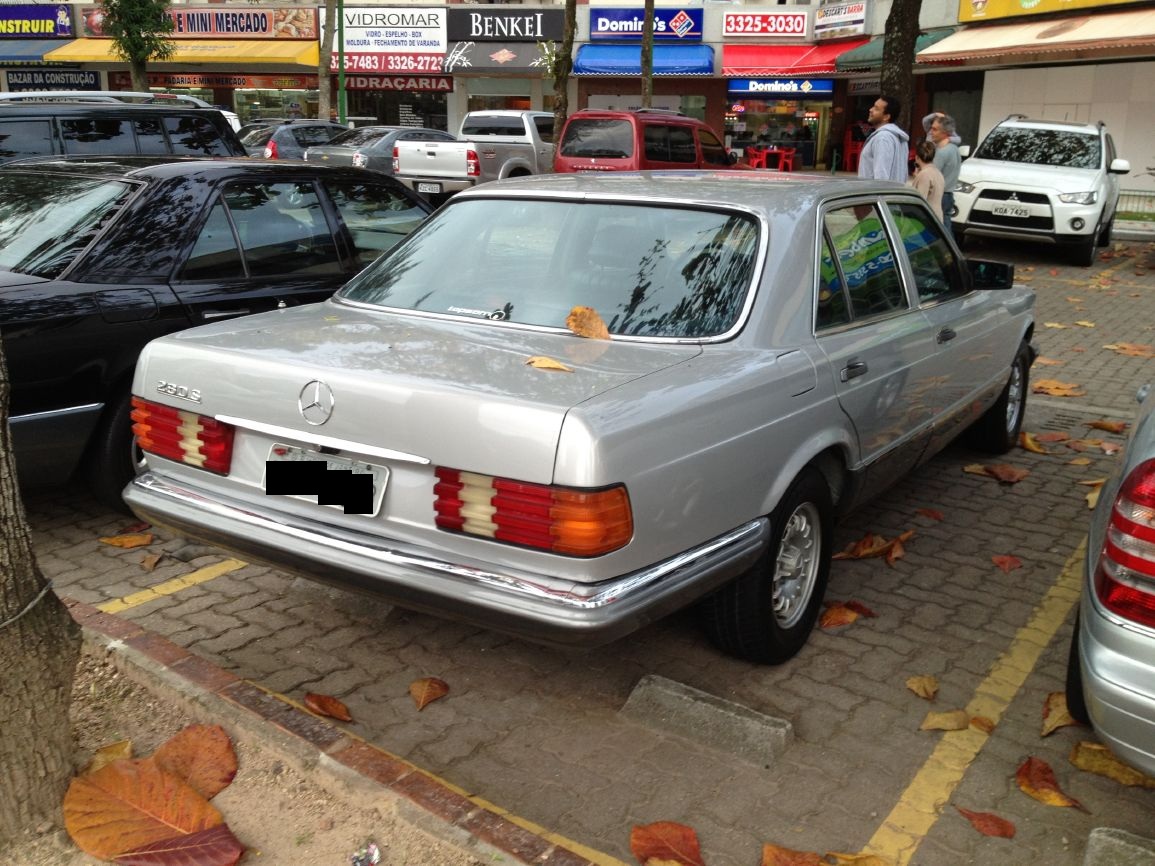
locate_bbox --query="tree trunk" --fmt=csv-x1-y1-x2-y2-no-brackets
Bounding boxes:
0,339,81,842
551,0,577,159
640,0,654,109
318,0,338,121
879,0,923,133
130,59,148,93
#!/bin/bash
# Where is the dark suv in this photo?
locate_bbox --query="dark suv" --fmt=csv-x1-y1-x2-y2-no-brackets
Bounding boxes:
0,101,245,163
554,109,738,173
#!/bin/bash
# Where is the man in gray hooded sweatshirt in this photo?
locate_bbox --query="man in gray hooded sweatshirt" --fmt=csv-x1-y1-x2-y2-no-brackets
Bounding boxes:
858,95,909,183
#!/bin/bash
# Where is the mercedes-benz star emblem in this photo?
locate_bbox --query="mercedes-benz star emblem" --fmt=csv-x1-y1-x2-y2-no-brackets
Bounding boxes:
298,380,335,426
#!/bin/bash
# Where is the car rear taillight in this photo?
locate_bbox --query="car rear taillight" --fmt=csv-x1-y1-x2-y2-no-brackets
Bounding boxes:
353,151,367,168
466,149,480,178
1095,457,1155,629
433,467,632,557
392,145,399,173
131,397,235,475
264,140,277,159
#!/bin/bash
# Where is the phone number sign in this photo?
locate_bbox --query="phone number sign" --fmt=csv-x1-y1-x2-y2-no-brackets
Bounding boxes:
331,52,443,72
722,11,809,38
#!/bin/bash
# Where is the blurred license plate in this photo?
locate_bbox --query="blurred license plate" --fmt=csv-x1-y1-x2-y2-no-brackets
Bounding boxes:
992,205,1030,218
264,444,388,516
417,182,441,194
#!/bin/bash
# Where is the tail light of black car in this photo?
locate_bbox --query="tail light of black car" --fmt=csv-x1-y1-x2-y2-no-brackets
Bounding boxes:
1095,457,1155,629
131,398,235,475
433,467,632,557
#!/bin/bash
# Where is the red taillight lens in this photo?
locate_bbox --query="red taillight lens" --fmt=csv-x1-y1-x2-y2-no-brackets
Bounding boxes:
392,145,399,173
433,467,632,557
131,397,235,475
1095,458,1155,628
264,139,277,159
465,149,480,177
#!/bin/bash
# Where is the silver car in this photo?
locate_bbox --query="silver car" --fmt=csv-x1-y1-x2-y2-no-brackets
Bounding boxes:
1067,384,1155,775
124,172,1036,663
304,126,455,175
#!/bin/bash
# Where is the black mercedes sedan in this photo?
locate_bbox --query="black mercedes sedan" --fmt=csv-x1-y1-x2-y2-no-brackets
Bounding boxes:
0,156,432,507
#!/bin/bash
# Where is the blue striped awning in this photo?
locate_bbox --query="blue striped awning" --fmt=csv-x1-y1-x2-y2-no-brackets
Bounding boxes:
573,43,715,76
0,39,74,63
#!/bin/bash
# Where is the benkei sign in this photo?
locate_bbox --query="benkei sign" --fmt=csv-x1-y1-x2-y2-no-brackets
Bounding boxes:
590,8,703,41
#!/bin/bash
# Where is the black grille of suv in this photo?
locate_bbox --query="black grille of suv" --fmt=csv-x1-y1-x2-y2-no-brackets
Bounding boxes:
972,188,1054,230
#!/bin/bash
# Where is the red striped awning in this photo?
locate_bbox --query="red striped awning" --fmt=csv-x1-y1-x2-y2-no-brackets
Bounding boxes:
722,39,869,77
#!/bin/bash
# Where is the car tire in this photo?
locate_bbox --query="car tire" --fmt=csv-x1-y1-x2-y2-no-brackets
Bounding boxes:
84,389,143,514
953,228,967,250
700,467,832,664
1065,615,1091,725
1073,232,1099,267
1097,217,1114,248
967,340,1030,454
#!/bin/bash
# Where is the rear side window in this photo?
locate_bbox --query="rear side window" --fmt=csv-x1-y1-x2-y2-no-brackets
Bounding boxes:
324,178,428,268
0,119,55,161
165,116,232,156
533,115,554,144
291,125,339,147
559,119,633,159
181,200,245,281
134,118,169,155
61,118,133,155
223,181,341,277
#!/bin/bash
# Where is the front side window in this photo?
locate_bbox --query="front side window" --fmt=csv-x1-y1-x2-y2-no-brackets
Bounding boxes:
0,174,134,278
823,204,907,320
816,236,851,331
165,116,231,156
974,127,1101,169
223,181,341,277
61,118,132,155
887,201,965,304
700,129,730,167
559,120,633,159
338,199,759,339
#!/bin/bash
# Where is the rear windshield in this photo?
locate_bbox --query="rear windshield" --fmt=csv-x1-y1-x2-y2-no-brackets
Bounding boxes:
338,198,759,339
560,119,634,159
974,127,1101,169
329,128,389,147
0,174,134,279
241,126,274,146
461,116,527,137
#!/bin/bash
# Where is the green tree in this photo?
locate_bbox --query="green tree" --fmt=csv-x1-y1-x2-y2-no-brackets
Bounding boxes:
0,339,82,841
879,0,924,131
550,0,577,155
100,0,175,92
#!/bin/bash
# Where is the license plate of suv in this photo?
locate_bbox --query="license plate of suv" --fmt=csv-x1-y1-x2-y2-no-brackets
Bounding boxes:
417,182,441,194
992,204,1030,218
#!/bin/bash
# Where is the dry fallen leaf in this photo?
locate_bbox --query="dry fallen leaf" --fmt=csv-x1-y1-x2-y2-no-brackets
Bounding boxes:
916,508,944,522
565,305,611,340
526,355,573,372
140,553,163,572
1065,295,1082,301
1035,431,1070,443
1033,357,1064,366
1101,442,1121,456
409,677,450,711
833,531,913,566
992,555,1023,574
956,806,1016,839
304,692,353,722
986,464,1030,484
1015,756,1088,812
1043,322,1069,329
629,821,706,866
118,521,151,534
906,675,939,701
1033,379,1087,397
84,740,133,775
1042,692,1079,737
971,716,996,734
99,533,153,549
825,853,890,865
920,709,970,731
1088,419,1129,435
1103,342,1155,358
1068,457,1093,466
820,602,862,629
1074,321,1096,328
1069,741,1155,789
761,842,822,866
1080,478,1106,510
1019,432,1048,454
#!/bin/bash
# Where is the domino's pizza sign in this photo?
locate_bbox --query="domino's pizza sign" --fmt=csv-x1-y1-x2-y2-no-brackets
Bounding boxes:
590,8,703,41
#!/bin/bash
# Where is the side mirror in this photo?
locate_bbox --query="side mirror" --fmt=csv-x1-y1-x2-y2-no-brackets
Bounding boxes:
1110,157,1131,174
967,258,1015,290
958,144,971,159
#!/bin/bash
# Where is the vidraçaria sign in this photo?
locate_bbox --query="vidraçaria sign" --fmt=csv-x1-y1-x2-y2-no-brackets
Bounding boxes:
727,78,835,96
322,6,448,74
589,8,704,41
0,4,74,38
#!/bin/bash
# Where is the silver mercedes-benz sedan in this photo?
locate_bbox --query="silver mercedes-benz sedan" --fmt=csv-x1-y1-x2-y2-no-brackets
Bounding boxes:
1067,384,1155,775
124,171,1036,663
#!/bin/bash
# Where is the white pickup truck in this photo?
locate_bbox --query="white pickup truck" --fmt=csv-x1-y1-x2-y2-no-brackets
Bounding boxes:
392,110,554,200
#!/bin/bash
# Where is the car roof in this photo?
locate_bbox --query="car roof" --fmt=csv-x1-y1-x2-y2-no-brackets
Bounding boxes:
0,101,225,117
0,154,391,181
456,170,907,214
567,109,707,126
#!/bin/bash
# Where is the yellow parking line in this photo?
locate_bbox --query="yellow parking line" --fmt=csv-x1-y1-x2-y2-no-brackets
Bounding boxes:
863,540,1086,865
97,558,248,613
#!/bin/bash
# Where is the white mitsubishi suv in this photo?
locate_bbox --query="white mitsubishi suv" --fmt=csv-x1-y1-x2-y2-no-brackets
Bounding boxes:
953,115,1130,266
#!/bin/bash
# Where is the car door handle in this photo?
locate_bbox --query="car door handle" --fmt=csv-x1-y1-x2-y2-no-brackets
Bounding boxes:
840,361,868,382
201,308,249,321
937,327,957,344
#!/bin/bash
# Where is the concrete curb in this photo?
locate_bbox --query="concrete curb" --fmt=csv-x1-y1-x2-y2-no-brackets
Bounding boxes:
1083,828,1155,866
64,597,605,866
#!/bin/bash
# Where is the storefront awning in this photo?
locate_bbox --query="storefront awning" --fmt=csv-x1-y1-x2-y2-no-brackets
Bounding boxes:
917,9,1155,64
722,39,870,77
573,44,715,76
0,39,75,63
43,39,319,67
835,28,957,71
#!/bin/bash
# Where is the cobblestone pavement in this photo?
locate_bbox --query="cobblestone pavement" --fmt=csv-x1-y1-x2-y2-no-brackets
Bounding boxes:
27,236,1155,866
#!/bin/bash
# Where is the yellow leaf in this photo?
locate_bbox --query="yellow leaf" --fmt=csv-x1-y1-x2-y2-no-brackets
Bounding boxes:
1033,357,1064,366
905,675,939,700
971,716,996,734
1070,741,1155,788
1043,322,1069,329
825,854,891,866
920,709,970,731
963,463,991,476
99,533,153,549
1086,487,1101,510
525,355,573,372
1074,321,1096,328
1068,457,1092,466
1041,692,1079,737
1019,432,1048,454
565,306,611,340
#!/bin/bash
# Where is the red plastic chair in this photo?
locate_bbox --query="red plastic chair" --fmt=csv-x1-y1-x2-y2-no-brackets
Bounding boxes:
776,147,796,172
746,147,768,169
842,141,863,172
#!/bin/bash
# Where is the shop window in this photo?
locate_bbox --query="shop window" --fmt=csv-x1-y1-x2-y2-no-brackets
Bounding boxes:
164,116,232,157
61,118,132,155
224,181,341,278
181,200,245,281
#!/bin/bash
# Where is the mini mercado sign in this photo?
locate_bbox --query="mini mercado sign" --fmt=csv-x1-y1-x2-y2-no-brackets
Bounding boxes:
78,6,317,39
0,4,73,38
590,8,704,41
111,71,319,89
727,78,835,96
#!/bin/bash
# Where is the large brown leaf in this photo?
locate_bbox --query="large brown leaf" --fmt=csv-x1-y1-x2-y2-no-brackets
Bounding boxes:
151,725,237,801
630,821,705,866
905,675,939,701
305,692,354,722
1088,419,1129,435
64,759,223,860
1069,741,1155,788
920,710,969,731
409,677,450,711
761,843,822,866
1041,692,1079,737
566,306,611,340
114,825,245,866
955,806,1015,839
1015,756,1088,812
99,533,154,549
